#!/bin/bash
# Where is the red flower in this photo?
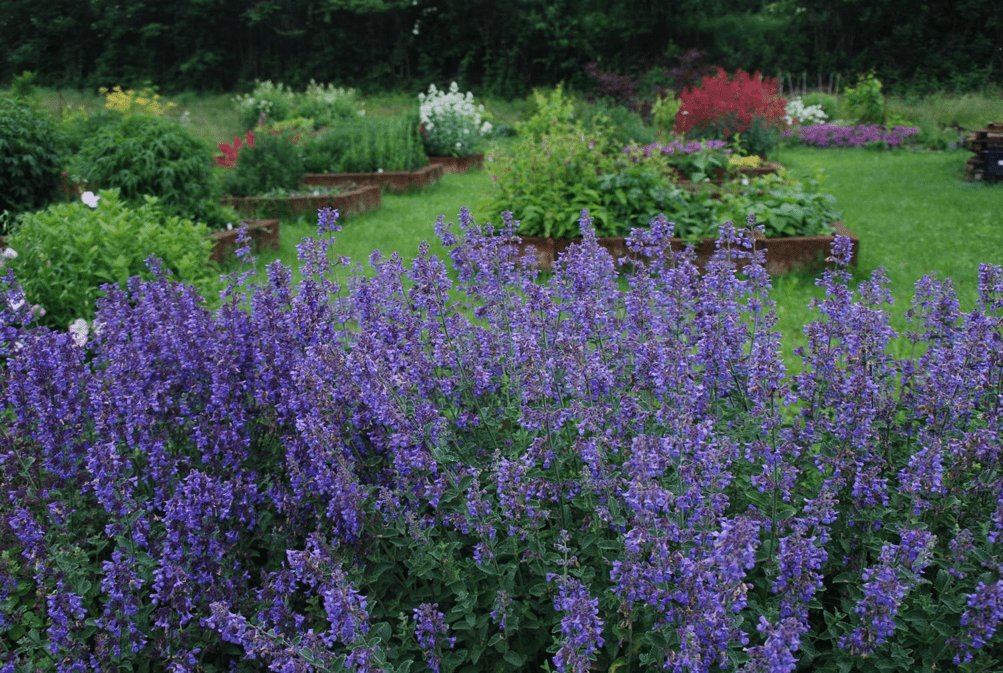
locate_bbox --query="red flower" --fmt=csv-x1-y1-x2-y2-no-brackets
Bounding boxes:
215,130,256,168
675,69,786,138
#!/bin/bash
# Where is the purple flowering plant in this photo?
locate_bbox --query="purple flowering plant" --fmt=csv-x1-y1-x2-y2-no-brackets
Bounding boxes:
1,203,1002,671
784,123,921,150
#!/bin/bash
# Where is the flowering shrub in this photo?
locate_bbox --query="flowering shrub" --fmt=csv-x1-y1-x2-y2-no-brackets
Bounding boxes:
621,139,731,182
2,208,1003,672
99,85,176,117
784,97,828,126
787,123,920,149
219,128,304,197
233,79,296,130
675,69,786,152
418,82,492,157
2,189,218,329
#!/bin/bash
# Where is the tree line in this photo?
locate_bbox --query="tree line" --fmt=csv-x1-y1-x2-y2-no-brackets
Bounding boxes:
1,0,1000,96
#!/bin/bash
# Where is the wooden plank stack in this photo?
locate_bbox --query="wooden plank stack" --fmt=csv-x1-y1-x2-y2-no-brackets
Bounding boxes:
966,123,1003,181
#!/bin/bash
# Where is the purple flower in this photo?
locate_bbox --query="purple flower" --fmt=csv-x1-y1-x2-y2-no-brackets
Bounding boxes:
412,602,455,673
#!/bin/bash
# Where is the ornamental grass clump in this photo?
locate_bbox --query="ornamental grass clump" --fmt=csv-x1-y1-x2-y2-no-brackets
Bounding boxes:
418,82,492,157
2,208,1003,671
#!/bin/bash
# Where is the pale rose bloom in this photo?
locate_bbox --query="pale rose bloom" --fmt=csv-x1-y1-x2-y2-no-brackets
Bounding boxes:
81,191,100,208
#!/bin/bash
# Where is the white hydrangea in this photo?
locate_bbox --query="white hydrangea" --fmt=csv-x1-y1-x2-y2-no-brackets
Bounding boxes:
784,98,828,126
418,82,491,157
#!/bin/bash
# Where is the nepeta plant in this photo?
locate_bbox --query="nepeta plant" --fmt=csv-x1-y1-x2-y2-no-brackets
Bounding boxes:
0,205,1001,672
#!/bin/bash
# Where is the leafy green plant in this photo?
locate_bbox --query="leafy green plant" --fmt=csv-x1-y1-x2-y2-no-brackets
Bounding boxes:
483,122,620,239
3,189,219,329
220,128,305,197
801,92,838,120
70,114,219,223
575,100,655,145
302,114,427,174
234,80,297,130
843,71,886,124
651,92,681,136
0,96,63,224
297,79,365,127
515,83,577,141
713,172,840,238
737,116,782,158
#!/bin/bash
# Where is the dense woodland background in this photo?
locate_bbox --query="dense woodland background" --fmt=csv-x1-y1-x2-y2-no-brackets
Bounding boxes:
1,0,1002,96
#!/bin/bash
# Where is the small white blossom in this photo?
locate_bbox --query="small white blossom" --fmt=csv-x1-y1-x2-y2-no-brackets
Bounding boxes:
0,248,15,270
81,191,100,208
784,98,827,127
68,318,89,348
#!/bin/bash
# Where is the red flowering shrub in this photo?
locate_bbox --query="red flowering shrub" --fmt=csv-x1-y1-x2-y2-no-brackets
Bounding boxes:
675,68,786,139
215,130,256,168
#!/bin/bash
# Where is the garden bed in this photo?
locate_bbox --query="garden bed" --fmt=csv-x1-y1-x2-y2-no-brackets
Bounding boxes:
302,163,444,193
220,184,381,219
515,221,859,276
207,219,280,263
428,154,484,174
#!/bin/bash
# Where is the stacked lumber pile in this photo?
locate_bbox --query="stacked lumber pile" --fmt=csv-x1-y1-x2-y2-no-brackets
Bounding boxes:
966,123,1003,181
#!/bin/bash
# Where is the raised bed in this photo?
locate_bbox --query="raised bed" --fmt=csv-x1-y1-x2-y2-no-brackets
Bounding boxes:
302,164,444,194
220,185,381,219
428,154,484,174
207,219,280,264
513,222,859,276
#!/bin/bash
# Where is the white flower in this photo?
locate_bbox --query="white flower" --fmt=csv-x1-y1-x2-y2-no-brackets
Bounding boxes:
68,318,89,348
81,191,100,208
9,297,25,311
0,248,15,270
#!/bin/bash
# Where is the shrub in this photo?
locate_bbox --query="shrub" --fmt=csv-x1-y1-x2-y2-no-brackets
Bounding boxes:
297,80,365,127
484,122,620,238
233,79,296,130
784,97,828,126
70,115,219,222
234,80,364,131
675,68,786,152
0,97,63,223
800,91,838,120
1,216,1002,672
651,92,682,136
418,82,492,157
575,100,655,145
515,83,577,141
220,128,304,197
3,189,218,330
843,70,886,124
302,114,427,174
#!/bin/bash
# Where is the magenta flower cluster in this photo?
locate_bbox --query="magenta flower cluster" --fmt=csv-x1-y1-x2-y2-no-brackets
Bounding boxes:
785,123,920,148
1,206,1002,671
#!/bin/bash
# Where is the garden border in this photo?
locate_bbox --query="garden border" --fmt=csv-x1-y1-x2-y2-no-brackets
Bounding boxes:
207,219,280,264
220,184,382,219
428,154,484,174
302,163,444,193
515,221,859,276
